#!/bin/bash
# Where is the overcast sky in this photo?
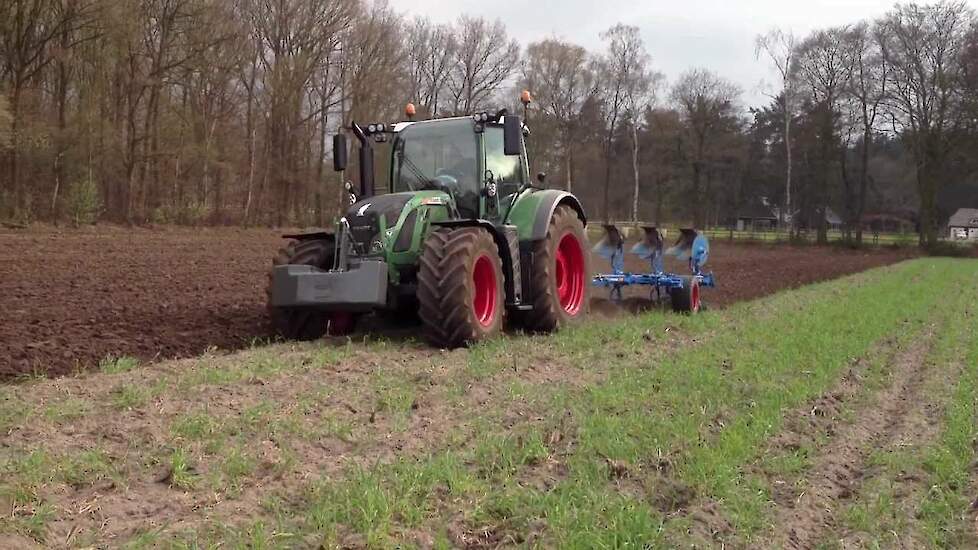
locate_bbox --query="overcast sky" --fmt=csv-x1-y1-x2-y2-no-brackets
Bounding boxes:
388,0,978,108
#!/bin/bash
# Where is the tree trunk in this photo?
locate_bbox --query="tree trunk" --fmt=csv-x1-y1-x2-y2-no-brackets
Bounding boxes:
565,148,572,192
692,160,703,228
243,55,257,226
783,99,792,232
856,131,871,245
631,123,640,222
9,83,23,217
917,142,942,248
654,172,663,226
316,99,328,227
602,133,614,222
840,144,853,243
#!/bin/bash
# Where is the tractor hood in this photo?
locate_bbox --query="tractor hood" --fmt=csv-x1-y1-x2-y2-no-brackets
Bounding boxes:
345,193,414,254
344,191,453,255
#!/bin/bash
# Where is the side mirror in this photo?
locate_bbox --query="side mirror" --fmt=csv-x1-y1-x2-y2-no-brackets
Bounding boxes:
332,134,348,172
503,115,522,156
536,172,546,184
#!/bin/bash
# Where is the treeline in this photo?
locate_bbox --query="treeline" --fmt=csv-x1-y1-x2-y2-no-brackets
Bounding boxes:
0,1,976,246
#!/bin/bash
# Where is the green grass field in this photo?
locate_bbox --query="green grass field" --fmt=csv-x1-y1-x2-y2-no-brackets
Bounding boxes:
1,258,977,548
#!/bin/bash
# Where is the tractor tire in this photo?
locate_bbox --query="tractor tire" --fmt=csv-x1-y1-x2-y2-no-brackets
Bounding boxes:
669,276,701,314
522,205,590,332
266,238,357,340
417,227,504,348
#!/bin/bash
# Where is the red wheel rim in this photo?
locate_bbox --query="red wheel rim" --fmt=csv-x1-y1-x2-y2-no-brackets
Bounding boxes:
327,312,355,335
555,233,585,315
472,254,497,327
691,282,701,312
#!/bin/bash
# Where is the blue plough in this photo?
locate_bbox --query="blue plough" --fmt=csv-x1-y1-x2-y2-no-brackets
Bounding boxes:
591,225,716,312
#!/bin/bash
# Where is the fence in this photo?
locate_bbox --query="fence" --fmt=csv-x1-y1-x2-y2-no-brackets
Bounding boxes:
700,228,919,247
584,223,919,247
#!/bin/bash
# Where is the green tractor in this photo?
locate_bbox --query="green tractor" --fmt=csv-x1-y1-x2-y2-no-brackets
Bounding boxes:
266,108,590,348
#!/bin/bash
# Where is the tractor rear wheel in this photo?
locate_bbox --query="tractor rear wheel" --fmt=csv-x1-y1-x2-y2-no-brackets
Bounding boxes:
523,205,590,332
417,227,504,348
669,276,701,314
266,238,357,340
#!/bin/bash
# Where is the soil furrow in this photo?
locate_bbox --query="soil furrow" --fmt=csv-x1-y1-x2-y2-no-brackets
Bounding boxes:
766,326,938,549
832,358,969,547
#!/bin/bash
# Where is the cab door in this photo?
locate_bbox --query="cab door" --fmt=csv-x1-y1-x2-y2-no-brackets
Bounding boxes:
482,124,526,221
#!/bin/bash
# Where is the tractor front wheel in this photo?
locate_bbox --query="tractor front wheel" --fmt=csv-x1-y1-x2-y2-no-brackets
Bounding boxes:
523,205,590,332
417,227,504,348
669,276,701,314
266,238,358,340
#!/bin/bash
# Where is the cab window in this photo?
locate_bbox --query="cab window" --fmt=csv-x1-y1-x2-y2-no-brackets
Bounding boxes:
484,125,524,201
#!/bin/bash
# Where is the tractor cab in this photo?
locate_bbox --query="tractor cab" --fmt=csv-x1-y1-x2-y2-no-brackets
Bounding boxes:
336,112,528,224
388,117,526,222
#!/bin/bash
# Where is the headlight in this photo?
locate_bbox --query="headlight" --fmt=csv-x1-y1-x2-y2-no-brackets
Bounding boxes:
367,124,377,133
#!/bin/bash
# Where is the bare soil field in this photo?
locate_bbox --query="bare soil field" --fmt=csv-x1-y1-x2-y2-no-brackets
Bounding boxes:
0,225,915,379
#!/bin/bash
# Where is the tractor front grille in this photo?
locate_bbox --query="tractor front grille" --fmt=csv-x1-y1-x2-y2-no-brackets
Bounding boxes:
345,193,413,254
347,212,379,254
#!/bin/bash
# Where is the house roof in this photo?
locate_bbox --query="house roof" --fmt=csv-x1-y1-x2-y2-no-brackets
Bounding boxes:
948,208,978,228
737,199,777,220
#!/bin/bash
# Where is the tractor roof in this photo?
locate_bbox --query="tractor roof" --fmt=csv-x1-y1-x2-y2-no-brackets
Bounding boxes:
392,116,475,133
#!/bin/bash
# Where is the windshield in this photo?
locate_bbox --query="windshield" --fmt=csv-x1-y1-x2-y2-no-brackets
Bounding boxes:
392,119,479,205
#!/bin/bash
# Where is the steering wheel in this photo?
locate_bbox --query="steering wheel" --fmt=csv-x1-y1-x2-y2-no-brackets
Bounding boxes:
426,174,459,192
435,167,464,180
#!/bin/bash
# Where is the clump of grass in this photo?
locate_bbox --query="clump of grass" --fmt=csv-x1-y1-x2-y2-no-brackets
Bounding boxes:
168,448,197,491
0,447,120,542
0,390,31,433
220,447,257,495
60,449,118,488
111,383,148,410
99,355,140,374
42,397,92,423
171,411,220,442
372,373,418,431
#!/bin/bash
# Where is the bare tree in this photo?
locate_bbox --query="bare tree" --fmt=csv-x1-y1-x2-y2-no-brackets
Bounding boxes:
755,28,798,231
522,38,596,191
247,0,356,225
406,17,455,118
843,22,889,244
0,94,10,150
446,16,519,115
625,71,663,222
597,24,649,221
796,25,856,243
878,1,974,247
344,1,405,123
671,68,741,228
0,0,71,216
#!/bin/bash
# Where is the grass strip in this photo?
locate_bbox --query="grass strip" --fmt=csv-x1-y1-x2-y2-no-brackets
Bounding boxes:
917,293,978,548
158,258,971,548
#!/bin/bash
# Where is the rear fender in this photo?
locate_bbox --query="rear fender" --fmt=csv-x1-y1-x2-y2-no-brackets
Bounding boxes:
507,189,587,241
431,220,519,304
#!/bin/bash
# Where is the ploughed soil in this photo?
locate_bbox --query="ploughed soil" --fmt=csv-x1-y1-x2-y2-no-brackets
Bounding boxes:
0,225,914,379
